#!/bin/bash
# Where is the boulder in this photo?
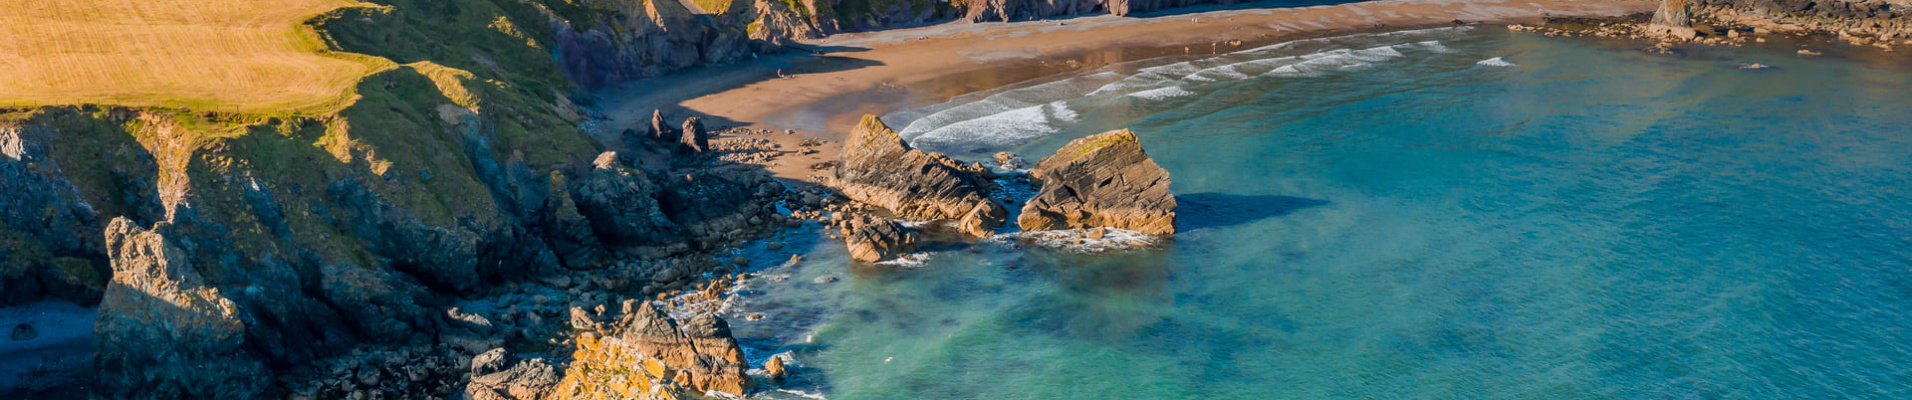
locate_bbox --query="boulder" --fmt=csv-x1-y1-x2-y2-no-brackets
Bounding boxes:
680,117,710,153
95,217,268,399
1018,130,1176,235
765,355,787,379
840,215,921,262
651,110,681,144
830,115,1006,237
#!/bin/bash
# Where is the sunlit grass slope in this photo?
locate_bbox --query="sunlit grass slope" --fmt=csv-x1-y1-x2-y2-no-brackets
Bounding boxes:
0,0,391,113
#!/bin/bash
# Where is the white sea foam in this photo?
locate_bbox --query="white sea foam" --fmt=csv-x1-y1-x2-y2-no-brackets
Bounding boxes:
1477,57,1517,67
898,30,1456,151
877,252,932,267
907,101,1077,149
1128,86,1197,100
777,389,831,400
1013,228,1162,253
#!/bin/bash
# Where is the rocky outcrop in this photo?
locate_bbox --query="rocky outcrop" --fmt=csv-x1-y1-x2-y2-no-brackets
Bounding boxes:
680,117,710,153
556,300,755,399
572,152,680,246
0,121,123,306
745,0,824,44
1645,0,1699,39
830,115,1006,236
1106,0,1238,16
649,109,681,144
839,215,921,262
547,0,816,89
95,217,269,398
965,0,1104,22
467,349,563,400
1019,130,1176,235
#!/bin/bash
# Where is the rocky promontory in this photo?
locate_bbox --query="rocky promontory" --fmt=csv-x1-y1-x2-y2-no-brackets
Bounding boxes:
1019,130,1177,235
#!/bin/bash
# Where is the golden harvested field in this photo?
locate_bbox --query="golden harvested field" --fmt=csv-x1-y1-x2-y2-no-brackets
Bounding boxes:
0,0,390,113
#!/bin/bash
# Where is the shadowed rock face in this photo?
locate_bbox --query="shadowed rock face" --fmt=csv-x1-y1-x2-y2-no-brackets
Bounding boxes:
831,115,1006,236
1019,129,1176,235
95,217,267,399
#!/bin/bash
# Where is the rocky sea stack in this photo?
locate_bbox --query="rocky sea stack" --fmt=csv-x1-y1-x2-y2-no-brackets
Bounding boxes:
1019,129,1177,235
830,115,1008,238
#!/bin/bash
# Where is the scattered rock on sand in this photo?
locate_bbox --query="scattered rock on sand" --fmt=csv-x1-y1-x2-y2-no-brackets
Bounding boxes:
1019,130,1177,235
830,115,1006,237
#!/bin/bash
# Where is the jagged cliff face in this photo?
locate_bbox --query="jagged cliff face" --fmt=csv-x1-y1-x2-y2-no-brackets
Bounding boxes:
1696,0,1910,20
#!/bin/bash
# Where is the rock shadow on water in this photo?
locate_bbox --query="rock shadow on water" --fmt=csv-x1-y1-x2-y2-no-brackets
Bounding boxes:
1175,193,1329,232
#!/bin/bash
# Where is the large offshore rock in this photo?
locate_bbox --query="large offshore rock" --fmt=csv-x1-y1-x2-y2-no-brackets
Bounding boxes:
1019,130,1176,235
830,115,1006,236
839,215,921,262
95,217,268,399
554,301,754,399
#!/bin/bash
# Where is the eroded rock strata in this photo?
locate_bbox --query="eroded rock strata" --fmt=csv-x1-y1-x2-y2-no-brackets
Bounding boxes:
1019,130,1177,235
830,115,1006,237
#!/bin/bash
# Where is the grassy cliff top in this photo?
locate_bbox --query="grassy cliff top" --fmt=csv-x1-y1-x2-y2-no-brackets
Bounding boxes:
0,0,391,114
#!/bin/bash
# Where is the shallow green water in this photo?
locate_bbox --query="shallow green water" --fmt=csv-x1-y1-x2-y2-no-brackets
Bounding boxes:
729,26,1912,399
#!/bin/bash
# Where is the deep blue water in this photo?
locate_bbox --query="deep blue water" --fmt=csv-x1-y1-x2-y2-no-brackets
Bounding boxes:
729,26,1912,399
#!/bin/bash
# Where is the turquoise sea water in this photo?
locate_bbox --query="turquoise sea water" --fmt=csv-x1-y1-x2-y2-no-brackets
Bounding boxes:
729,26,1912,399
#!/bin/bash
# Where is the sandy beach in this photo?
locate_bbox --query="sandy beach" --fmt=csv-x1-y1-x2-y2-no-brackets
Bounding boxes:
597,0,1655,180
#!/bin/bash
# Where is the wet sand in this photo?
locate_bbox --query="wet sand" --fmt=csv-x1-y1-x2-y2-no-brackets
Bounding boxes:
596,0,1655,181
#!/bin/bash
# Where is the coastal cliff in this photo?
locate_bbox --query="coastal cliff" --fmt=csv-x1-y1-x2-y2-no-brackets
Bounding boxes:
0,0,804,396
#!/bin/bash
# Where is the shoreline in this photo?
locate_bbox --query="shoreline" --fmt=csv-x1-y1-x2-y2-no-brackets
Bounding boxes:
594,0,1657,180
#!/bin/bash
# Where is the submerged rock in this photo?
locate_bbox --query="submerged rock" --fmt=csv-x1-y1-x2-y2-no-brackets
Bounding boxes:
830,115,1005,237
1019,130,1177,235
840,215,921,262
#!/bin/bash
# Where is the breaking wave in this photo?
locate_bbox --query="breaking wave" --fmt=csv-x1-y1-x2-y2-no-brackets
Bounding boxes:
894,28,1474,153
